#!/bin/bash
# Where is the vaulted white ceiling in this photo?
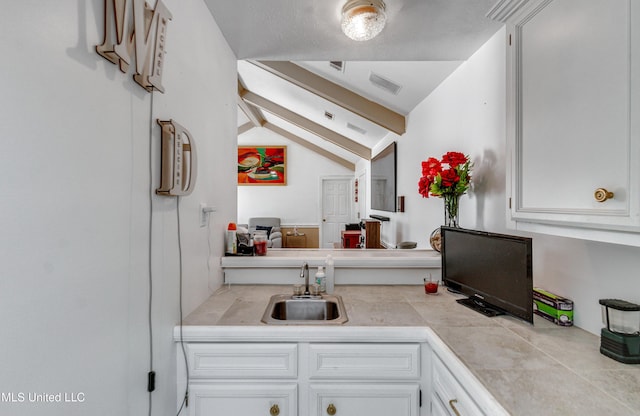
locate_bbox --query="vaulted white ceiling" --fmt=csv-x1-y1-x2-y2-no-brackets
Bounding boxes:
204,0,502,61
206,0,503,166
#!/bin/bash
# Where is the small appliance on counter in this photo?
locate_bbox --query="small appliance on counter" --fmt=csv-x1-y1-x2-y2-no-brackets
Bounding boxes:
599,299,640,364
225,222,237,255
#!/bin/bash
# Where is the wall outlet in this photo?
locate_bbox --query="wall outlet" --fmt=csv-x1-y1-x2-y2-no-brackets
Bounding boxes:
200,203,216,227
200,203,207,227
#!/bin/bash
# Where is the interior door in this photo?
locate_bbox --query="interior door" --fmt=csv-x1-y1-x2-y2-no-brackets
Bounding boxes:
321,177,352,248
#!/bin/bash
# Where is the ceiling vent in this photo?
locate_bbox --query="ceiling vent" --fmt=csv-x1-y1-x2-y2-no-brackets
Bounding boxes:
329,61,345,72
324,111,335,120
347,122,367,135
369,71,402,95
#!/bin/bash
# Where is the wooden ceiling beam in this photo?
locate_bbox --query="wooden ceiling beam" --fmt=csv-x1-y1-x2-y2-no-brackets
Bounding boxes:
263,122,355,171
237,79,265,127
237,122,254,135
240,89,372,160
251,60,406,135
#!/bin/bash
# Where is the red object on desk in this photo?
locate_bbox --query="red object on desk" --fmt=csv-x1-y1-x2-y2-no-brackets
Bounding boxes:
341,230,361,249
254,240,267,256
425,282,438,294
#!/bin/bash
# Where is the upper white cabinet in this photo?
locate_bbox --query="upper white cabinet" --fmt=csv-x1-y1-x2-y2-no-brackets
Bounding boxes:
489,0,640,245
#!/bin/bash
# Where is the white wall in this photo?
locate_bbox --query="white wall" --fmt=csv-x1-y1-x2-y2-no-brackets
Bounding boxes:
530,235,640,334
386,26,640,335
0,1,236,415
378,27,507,248
238,127,354,226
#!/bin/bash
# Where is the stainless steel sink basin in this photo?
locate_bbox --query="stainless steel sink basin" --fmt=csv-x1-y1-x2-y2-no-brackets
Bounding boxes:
261,294,348,325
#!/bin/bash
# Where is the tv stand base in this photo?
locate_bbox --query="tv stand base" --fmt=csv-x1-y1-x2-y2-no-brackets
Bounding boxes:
456,297,505,318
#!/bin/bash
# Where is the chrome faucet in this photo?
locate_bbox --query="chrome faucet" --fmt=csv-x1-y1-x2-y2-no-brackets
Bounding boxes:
300,262,310,295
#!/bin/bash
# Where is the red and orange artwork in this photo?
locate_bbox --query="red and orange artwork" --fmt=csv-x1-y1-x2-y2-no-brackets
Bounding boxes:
237,146,286,185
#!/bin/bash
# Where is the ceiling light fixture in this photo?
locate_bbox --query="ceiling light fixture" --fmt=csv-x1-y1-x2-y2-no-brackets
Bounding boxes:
341,0,386,42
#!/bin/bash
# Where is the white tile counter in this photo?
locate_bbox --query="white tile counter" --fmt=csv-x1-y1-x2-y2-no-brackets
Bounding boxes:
175,285,640,416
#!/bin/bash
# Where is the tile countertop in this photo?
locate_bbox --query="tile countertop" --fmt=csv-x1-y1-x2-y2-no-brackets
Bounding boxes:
177,285,640,416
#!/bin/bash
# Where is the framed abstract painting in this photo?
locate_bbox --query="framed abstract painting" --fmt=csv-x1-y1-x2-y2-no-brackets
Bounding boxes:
237,146,287,185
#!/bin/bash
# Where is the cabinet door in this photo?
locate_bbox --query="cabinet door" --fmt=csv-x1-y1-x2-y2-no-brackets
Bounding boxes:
308,384,419,416
501,0,640,236
187,343,297,379
430,393,451,416
432,355,484,416
188,384,297,416
308,343,420,380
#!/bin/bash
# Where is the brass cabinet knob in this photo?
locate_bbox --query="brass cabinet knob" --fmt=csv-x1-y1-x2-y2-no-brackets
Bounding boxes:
594,188,614,202
327,403,337,415
448,399,461,416
270,404,280,416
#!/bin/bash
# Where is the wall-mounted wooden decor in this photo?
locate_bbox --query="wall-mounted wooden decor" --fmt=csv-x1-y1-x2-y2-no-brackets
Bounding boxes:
238,146,286,185
397,196,405,212
96,0,172,93
355,179,359,202
157,119,197,196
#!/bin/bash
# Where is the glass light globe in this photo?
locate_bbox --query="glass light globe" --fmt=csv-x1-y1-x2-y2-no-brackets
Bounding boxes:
341,2,386,42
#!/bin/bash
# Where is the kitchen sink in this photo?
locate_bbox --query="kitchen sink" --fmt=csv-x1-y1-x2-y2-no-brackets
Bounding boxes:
261,294,348,325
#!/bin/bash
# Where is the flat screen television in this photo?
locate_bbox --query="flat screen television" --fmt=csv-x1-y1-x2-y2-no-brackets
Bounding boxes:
441,226,533,323
370,142,396,212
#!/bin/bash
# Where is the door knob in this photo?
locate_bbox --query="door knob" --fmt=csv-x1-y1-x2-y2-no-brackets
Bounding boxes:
270,404,280,416
594,188,614,202
327,403,336,415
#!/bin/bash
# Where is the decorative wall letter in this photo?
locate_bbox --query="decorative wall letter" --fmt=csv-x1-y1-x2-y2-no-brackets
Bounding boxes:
156,120,197,196
96,0,172,93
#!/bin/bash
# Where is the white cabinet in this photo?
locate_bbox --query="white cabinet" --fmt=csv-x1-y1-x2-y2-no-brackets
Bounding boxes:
430,390,453,416
309,384,419,416
489,0,640,246
180,342,423,416
307,343,421,416
187,384,297,416
177,337,507,416
307,343,420,380
186,343,298,379
184,343,298,416
432,355,483,416
427,332,509,416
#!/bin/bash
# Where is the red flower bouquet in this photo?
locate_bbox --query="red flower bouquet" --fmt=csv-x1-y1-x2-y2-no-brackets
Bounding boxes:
418,151,472,227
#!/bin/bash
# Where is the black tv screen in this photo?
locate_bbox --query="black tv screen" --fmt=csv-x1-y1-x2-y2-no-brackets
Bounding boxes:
371,142,396,212
441,227,533,323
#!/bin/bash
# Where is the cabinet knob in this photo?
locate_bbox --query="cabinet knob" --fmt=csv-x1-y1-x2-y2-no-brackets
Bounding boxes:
270,404,280,416
327,403,337,415
594,188,614,202
448,399,461,416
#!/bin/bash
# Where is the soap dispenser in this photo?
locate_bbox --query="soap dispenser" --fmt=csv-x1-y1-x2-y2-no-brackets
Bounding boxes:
315,266,326,293
324,255,334,294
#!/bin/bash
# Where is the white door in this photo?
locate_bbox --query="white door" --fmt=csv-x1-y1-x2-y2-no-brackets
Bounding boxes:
321,177,352,248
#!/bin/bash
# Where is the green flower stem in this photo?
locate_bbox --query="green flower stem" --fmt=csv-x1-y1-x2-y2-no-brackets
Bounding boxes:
444,194,460,227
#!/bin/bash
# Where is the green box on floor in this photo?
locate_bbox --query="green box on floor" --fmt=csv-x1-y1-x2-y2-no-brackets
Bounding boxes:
533,287,574,326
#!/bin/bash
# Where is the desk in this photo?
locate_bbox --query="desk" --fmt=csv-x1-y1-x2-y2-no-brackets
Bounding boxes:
341,230,361,248
285,233,306,248
364,220,381,248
